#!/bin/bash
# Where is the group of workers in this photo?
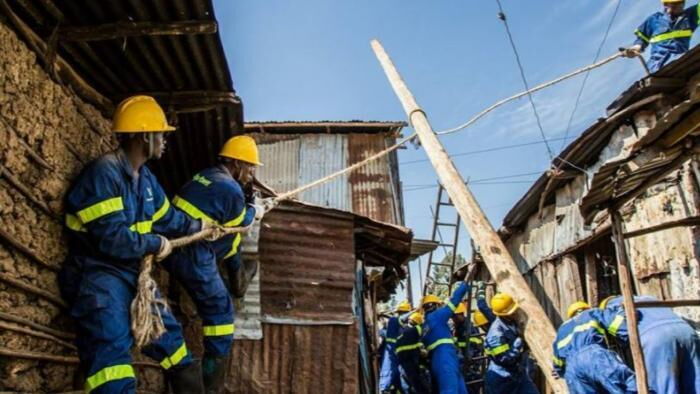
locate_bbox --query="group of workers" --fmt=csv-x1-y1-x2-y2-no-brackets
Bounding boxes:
59,95,271,393
380,282,700,394
378,268,540,394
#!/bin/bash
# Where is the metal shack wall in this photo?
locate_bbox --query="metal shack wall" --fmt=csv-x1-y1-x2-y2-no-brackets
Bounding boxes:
228,205,359,393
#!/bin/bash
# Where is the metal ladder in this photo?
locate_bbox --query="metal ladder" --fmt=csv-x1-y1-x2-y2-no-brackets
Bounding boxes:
422,183,461,296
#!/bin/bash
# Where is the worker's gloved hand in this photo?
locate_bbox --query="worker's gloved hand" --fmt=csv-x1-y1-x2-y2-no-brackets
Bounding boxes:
552,369,560,379
622,45,642,58
261,197,278,213
155,235,173,262
201,220,223,242
513,337,523,353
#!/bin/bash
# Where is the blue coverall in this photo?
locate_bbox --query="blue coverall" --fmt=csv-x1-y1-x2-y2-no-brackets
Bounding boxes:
422,282,470,394
58,150,202,393
380,316,403,393
164,165,255,357
633,4,699,72
552,309,636,394
601,295,700,394
455,323,485,392
396,324,431,394
484,317,538,394
477,297,497,330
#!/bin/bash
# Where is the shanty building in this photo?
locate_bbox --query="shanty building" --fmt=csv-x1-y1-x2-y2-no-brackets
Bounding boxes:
0,1,420,392
499,47,700,333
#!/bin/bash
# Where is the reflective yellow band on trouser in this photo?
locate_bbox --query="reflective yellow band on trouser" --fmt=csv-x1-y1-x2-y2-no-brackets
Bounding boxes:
608,315,625,335
553,356,565,367
396,342,423,353
427,338,455,352
160,342,188,370
557,320,605,349
77,197,124,224
485,343,510,356
203,324,235,336
650,29,693,43
85,364,135,392
223,234,242,259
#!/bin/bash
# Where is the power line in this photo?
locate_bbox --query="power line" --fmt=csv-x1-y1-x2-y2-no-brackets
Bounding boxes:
560,0,622,152
494,0,554,161
400,135,575,166
404,180,536,192
403,170,541,189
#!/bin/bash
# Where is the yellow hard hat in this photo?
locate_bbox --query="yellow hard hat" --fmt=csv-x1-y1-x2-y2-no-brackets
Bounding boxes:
567,301,591,319
421,294,442,306
112,95,175,133
219,135,263,166
396,301,411,313
599,295,617,310
662,0,684,3
409,312,424,325
454,302,467,315
491,293,519,316
473,311,488,327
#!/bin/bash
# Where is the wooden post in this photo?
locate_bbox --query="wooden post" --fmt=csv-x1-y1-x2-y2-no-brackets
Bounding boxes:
583,249,598,306
610,209,649,394
371,39,567,393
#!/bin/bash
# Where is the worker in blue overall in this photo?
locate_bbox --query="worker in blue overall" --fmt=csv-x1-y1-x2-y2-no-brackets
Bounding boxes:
164,135,268,393
396,312,431,394
552,301,637,394
58,96,210,393
476,284,496,329
484,293,538,394
421,266,475,394
599,295,700,394
623,0,699,72
380,301,411,393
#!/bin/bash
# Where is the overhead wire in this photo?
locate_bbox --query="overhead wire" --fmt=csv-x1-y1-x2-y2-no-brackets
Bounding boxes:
560,0,622,151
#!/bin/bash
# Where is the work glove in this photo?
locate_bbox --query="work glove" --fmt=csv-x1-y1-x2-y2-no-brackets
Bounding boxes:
552,369,560,379
201,220,223,242
155,235,173,262
622,45,642,58
513,337,523,353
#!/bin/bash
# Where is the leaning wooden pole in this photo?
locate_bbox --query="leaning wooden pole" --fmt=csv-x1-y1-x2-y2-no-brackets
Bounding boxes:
371,39,567,393
610,209,649,394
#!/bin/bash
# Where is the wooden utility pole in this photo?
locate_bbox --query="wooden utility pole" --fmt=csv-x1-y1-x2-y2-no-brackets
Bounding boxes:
610,210,649,394
371,39,567,393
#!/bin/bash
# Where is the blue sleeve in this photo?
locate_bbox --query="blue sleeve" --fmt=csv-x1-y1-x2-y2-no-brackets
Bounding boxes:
552,341,565,376
485,326,521,367
433,282,470,323
477,297,497,324
596,307,629,343
634,16,653,49
150,179,201,237
67,168,162,259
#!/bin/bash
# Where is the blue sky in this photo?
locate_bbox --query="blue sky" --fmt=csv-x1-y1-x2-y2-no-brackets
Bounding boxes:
213,1,695,299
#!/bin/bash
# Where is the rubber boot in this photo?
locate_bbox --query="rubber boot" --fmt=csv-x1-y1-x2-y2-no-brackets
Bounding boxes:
203,355,229,394
166,359,204,394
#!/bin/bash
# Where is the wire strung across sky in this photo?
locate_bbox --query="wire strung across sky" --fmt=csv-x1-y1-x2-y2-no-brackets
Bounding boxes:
560,0,622,152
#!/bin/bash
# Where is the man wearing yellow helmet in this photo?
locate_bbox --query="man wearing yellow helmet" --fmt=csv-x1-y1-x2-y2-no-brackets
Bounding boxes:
164,135,271,392
622,0,699,72
58,96,209,393
396,312,431,393
551,301,636,393
599,295,699,393
380,300,412,393
483,292,538,394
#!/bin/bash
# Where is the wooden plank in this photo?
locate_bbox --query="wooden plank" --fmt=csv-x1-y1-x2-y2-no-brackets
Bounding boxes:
584,249,599,306
59,20,217,41
557,255,583,318
611,210,649,394
371,39,566,392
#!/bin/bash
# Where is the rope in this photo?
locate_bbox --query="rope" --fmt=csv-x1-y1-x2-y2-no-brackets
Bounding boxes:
435,52,624,136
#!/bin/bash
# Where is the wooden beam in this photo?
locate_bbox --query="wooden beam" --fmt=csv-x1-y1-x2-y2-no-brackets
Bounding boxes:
120,90,241,113
371,39,567,392
584,249,599,306
635,299,700,308
610,209,649,394
623,215,700,238
59,20,217,42
0,0,113,113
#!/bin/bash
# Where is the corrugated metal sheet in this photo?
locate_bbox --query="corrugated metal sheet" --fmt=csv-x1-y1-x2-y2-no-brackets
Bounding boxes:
298,134,351,211
348,134,399,224
258,204,356,322
255,136,300,193
228,323,359,394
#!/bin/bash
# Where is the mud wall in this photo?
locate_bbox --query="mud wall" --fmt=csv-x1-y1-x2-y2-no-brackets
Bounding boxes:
0,22,165,392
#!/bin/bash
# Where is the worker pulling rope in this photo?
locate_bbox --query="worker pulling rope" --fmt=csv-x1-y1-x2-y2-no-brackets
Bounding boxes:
132,49,643,347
